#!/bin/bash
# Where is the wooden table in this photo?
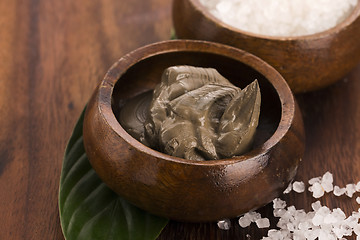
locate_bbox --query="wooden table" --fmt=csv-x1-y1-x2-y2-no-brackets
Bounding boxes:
1,0,359,239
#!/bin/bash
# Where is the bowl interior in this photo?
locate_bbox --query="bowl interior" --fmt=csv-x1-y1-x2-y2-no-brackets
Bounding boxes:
111,49,282,156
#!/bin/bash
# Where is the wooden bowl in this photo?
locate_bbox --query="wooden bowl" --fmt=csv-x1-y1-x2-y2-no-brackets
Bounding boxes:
173,0,360,93
83,40,305,222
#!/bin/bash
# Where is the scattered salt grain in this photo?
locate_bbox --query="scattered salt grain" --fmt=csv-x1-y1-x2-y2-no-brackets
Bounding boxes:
273,208,286,218
273,198,286,209
238,211,261,228
332,208,346,221
217,219,231,230
246,211,261,222
255,218,270,228
311,201,322,211
309,182,325,198
223,171,360,238
309,177,322,185
200,0,358,37
354,224,360,235
356,181,360,192
321,171,334,193
267,229,283,239
346,183,357,197
293,181,305,193
334,185,347,196
283,182,292,194
238,215,252,228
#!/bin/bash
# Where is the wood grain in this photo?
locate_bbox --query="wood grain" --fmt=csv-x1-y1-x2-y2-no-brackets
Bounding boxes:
0,0,359,239
0,0,171,239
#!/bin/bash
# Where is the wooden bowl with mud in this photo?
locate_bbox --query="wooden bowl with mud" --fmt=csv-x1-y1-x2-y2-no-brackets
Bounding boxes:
83,40,305,222
172,0,360,93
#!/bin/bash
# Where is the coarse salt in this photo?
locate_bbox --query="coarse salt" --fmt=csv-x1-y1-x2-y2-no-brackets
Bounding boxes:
273,198,286,209
309,182,325,198
255,218,270,228
356,181,360,192
346,183,357,197
283,182,292,194
199,0,358,37
293,181,305,193
217,171,360,239
321,171,334,193
334,185,347,196
238,211,261,228
217,219,231,230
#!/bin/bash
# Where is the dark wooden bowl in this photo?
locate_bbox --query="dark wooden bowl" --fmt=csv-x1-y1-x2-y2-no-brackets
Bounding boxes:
173,0,360,93
83,40,305,222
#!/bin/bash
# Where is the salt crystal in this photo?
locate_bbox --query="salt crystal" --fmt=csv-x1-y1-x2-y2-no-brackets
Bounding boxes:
255,218,270,228
356,181,360,192
287,205,296,214
318,230,335,240
324,212,340,224
217,219,231,230
311,182,325,198
317,206,332,216
340,224,353,236
293,229,306,239
283,182,292,194
267,229,283,238
332,226,345,238
345,215,359,228
239,211,262,228
354,224,360,235
321,172,334,193
312,212,324,226
351,210,360,219
299,221,311,230
332,208,346,221
273,208,287,218
311,201,322,211
334,185,346,196
345,183,356,197
322,171,333,183
304,229,320,240
229,171,360,238
286,222,296,232
238,215,252,228
309,177,322,185
293,181,305,193
246,211,261,222
273,198,287,209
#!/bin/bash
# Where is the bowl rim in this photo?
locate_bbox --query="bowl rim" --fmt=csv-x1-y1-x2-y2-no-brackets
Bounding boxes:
98,39,295,166
190,0,360,40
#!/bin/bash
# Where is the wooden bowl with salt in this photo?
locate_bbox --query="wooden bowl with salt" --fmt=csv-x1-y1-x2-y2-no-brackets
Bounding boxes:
172,0,360,93
83,40,305,222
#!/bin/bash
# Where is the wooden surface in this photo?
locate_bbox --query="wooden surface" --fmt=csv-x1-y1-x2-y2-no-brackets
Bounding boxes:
0,0,359,239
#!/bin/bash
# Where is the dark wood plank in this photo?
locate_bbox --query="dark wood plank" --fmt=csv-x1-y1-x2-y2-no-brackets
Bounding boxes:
1,0,359,239
0,0,171,239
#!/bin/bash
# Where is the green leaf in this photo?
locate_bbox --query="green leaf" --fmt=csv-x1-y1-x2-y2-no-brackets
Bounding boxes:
59,108,168,240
